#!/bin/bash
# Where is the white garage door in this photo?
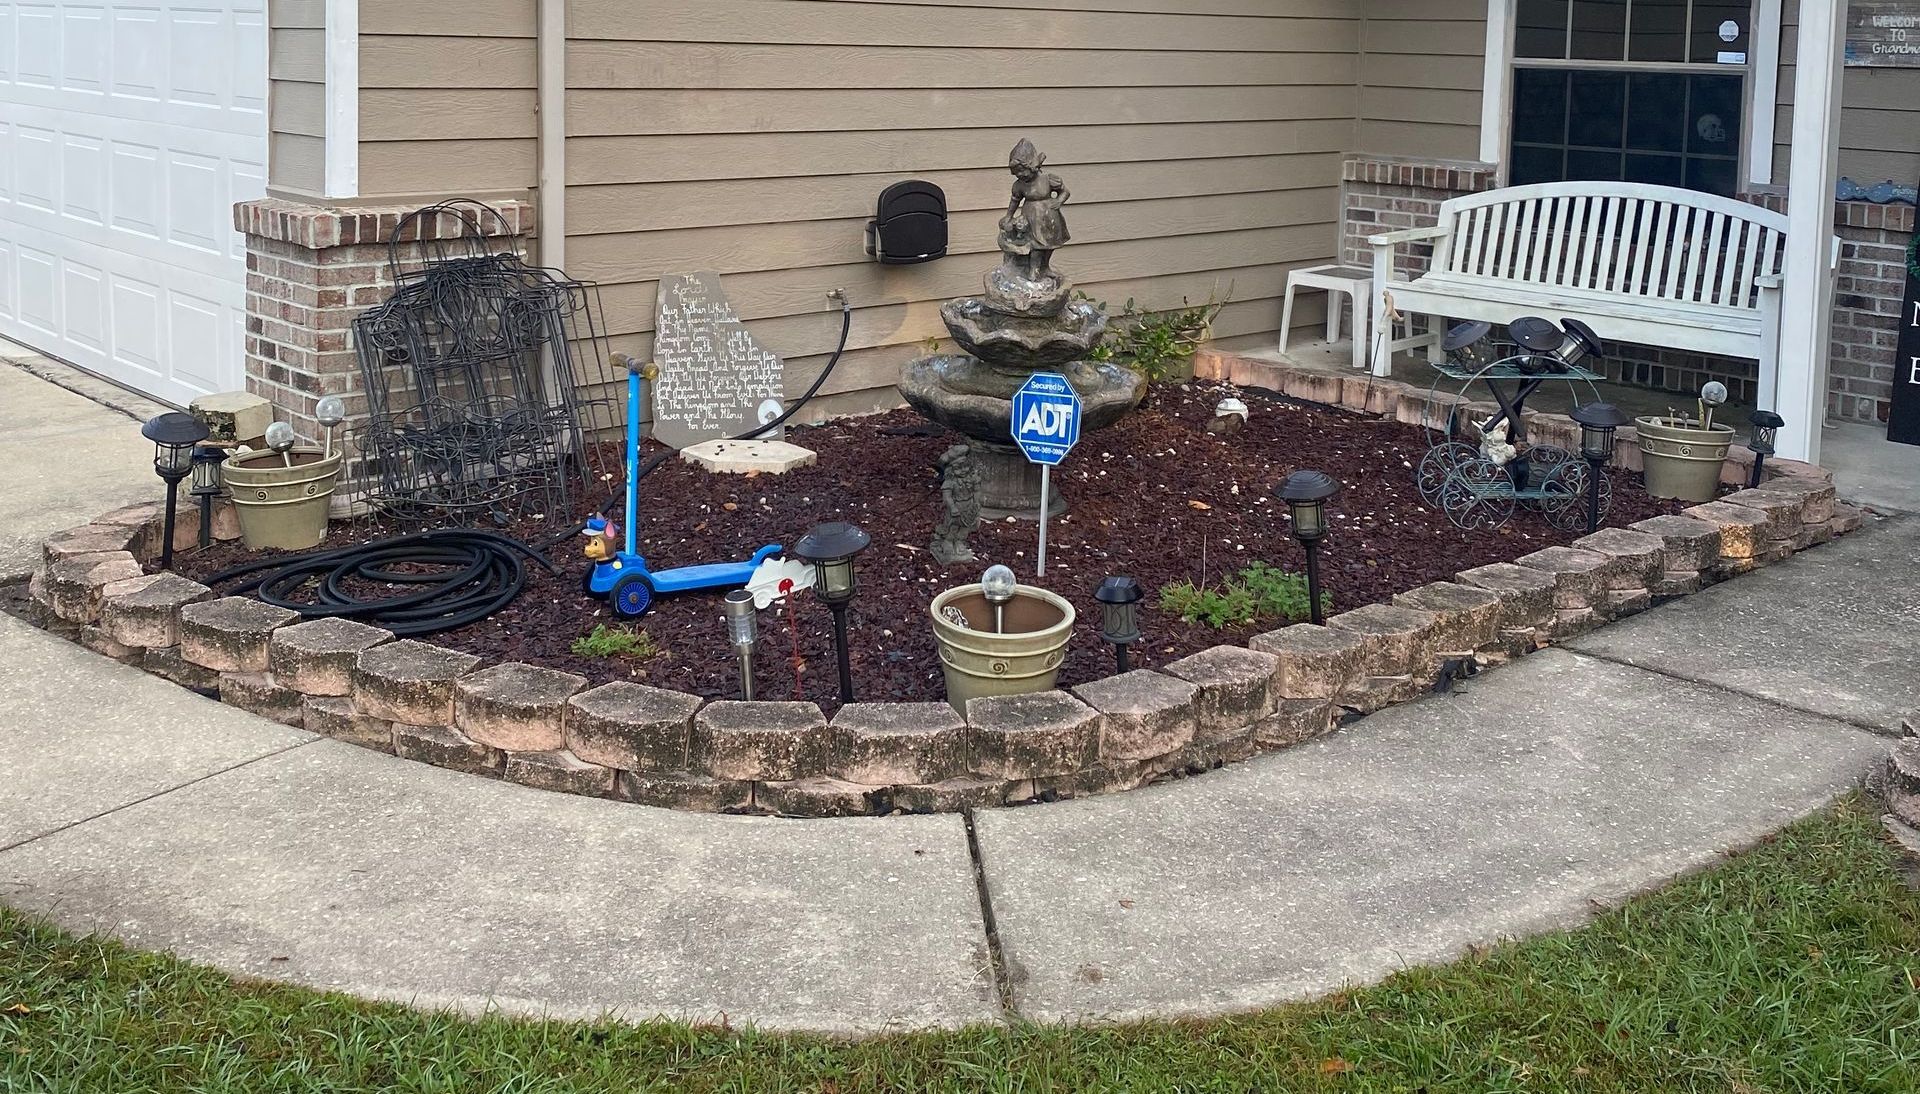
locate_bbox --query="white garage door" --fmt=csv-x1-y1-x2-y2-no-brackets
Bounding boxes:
0,1,267,406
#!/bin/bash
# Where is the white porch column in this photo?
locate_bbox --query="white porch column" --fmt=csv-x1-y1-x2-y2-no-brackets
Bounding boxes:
1773,0,1847,465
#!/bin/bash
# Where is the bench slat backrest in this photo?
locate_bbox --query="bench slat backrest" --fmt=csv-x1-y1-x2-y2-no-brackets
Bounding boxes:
1434,182,1788,313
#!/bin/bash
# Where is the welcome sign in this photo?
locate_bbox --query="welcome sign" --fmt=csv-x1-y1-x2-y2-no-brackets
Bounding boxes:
1848,2,1920,66
1891,190,1920,446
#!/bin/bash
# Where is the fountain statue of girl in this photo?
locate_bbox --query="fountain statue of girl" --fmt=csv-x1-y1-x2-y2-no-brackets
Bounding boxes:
998,139,1071,281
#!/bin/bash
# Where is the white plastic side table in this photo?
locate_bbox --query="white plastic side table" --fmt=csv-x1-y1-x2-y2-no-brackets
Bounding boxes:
1278,264,1373,372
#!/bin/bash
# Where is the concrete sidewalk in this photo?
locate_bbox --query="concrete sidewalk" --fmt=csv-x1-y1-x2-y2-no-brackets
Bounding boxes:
1,519,1906,1032
0,347,165,582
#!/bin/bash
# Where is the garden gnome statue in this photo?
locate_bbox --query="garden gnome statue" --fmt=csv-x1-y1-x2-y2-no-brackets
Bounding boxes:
929,444,982,565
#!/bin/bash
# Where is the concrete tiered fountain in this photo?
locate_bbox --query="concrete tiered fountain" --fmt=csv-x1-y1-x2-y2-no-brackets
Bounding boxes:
899,138,1146,518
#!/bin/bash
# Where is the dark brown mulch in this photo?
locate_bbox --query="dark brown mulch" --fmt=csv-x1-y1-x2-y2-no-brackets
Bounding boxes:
171,380,1689,708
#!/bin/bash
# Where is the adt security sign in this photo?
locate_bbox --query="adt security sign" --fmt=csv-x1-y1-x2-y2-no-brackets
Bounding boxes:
1009,372,1081,575
1011,372,1082,465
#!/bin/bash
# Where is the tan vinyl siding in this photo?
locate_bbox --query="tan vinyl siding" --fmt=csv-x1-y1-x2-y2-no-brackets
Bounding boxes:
268,2,326,194
563,0,1361,414
355,7,538,199
1356,0,1487,163
1775,0,1920,188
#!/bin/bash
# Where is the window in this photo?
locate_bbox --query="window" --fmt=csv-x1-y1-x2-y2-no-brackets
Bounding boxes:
1509,0,1750,196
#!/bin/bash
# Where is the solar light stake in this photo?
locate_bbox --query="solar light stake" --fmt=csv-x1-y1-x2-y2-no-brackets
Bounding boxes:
189,446,228,549
1570,401,1629,534
1748,410,1785,488
981,565,1017,634
1094,576,1144,674
723,589,758,701
142,412,210,570
795,521,871,704
1275,470,1340,626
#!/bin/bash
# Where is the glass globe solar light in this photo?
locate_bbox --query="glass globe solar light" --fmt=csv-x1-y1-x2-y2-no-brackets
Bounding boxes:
981,564,1017,634
140,412,209,570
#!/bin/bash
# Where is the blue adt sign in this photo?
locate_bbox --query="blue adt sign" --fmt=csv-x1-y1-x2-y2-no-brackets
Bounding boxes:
1010,372,1082,466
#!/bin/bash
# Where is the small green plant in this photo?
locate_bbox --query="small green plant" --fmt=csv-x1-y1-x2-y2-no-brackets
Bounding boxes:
1078,289,1229,382
570,624,660,660
1159,561,1328,629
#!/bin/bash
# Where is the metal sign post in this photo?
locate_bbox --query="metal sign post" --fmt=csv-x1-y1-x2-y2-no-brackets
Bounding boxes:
1010,372,1082,577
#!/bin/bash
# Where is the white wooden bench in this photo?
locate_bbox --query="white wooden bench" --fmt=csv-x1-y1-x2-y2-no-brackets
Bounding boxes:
1366,181,1838,405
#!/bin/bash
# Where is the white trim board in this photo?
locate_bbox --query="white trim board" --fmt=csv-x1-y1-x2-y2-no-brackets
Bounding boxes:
324,0,360,199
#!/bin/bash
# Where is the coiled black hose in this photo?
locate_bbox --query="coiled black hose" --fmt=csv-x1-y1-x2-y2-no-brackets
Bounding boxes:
204,529,558,637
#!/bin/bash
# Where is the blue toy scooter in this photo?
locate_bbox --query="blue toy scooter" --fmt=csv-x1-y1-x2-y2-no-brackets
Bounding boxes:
585,357,780,618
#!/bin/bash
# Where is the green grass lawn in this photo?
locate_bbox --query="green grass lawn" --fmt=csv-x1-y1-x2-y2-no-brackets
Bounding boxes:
3,799,1917,1093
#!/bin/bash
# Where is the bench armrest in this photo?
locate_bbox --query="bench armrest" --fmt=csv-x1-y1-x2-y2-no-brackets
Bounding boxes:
1754,274,1781,290
1366,225,1448,247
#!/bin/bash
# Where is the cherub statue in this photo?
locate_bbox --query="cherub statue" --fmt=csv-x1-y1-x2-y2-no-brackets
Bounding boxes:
998,139,1071,281
929,444,982,565
1479,421,1517,467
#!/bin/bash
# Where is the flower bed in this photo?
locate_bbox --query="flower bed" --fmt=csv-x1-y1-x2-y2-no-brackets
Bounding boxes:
173,381,1686,705
20,357,1858,817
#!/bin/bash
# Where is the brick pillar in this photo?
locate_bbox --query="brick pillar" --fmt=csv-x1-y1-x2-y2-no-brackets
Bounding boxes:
233,198,536,447
1339,157,1497,272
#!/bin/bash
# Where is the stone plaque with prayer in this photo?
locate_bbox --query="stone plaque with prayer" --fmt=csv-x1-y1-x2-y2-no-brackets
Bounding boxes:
650,272,787,450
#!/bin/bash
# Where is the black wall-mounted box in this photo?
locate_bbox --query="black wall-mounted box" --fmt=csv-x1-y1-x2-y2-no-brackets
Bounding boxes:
865,180,948,265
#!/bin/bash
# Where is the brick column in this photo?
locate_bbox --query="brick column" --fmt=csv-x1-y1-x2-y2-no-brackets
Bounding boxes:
1339,157,1497,272
233,198,536,447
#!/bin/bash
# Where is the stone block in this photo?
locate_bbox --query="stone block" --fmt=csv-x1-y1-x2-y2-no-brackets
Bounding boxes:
1650,571,1703,598
350,639,482,725
78,624,143,663
1718,488,1804,542
302,696,394,752
219,671,305,727
47,551,144,623
565,681,702,773
1070,670,1200,763
1454,562,1556,632
1551,606,1598,639
90,501,168,560
1627,515,1723,574
1754,477,1836,524
142,645,220,691
1398,387,1465,430
1162,645,1279,743
754,777,887,818
679,438,817,474
1325,602,1439,680
616,770,754,812
1516,546,1611,609
965,691,1099,780
1280,369,1345,407
100,572,211,648
393,722,503,778
1341,675,1417,713
178,596,300,671
1682,501,1770,560
1248,624,1366,700
42,524,140,566
1392,582,1501,656
454,661,588,752
827,702,966,785
690,700,828,782
190,390,274,445
1340,375,1401,416
504,749,616,798
1570,528,1665,591
890,776,1016,814
209,498,243,542
1794,520,1835,550
1832,504,1865,535
1252,697,1336,748
268,617,393,695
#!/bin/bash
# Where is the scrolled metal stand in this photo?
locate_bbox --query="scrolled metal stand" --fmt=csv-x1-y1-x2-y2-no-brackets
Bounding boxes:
1416,353,1613,533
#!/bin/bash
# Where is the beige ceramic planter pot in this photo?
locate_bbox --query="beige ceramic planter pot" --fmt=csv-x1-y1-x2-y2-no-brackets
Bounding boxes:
222,446,343,550
1635,415,1734,503
929,582,1076,713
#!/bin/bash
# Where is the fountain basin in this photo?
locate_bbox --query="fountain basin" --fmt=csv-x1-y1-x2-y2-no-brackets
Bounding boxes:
940,297,1105,369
